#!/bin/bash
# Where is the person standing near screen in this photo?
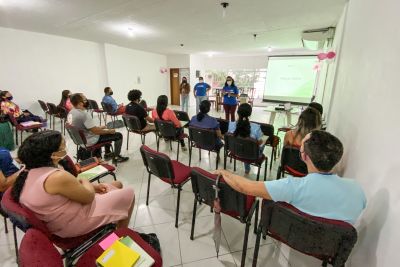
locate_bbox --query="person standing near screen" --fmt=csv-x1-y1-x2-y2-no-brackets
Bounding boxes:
180,77,190,113
193,77,211,114
222,76,239,121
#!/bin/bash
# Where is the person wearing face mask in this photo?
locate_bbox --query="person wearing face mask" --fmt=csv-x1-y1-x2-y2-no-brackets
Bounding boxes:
68,93,129,164
193,77,211,114
102,87,125,114
222,76,239,122
10,130,135,238
214,130,366,225
180,77,190,113
0,90,44,123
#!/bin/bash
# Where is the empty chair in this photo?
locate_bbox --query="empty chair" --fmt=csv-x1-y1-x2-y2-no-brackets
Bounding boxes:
188,127,222,169
7,113,46,145
140,145,191,228
101,102,120,125
122,114,156,149
190,167,259,267
87,99,106,125
224,133,268,181
154,119,188,161
253,200,358,267
255,122,279,170
46,103,67,133
277,146,308,179
173,110,190,128
37,100,50,123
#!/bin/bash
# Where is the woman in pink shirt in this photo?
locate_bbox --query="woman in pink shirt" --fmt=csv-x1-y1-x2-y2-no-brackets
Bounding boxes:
59,90,73,112
11,131,135,238
151,95,186,150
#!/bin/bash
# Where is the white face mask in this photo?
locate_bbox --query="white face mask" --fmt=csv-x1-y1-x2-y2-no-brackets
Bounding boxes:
227,81,232,86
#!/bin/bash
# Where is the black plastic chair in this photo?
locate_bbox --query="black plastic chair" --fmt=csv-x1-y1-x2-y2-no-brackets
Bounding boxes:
253,200,357,267
38,100,50,123
140,145,191,228
188,127,222,169
101,102,121,125
87,99,106,125
65,124,112,162
122,115,156,149
254,122,278,171
224,133,268,181
47,103,67,134
173,110,190,128
190,167,259,267
216,118,229,135
154,119,188,161
277,146,308,179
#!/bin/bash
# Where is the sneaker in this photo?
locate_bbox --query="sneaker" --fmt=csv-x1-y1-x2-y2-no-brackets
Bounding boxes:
112,155,129,164
104,152,114,161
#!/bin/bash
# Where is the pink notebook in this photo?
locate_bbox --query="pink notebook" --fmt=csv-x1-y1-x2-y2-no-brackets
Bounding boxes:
99,232,119,250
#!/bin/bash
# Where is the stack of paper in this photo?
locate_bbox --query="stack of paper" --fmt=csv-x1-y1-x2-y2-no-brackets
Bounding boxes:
77,165,108,180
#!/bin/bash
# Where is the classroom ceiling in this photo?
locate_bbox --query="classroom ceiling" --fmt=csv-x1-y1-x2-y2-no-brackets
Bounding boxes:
0,0,347,55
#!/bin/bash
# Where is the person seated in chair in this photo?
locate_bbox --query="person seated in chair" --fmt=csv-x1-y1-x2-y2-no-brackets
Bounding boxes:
189,100,223,146
227,103,264,174
214,130,366,225
151,95,187,151
58,90,73,113
0,147,22,197
0,91,44,124
12,131,135,238
102,87,125,114
125,89,155,131
283,107,321,147
68,93,129,164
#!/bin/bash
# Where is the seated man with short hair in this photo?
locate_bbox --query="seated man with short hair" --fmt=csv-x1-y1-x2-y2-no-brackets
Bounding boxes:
215,130,366,225
68,93,129,164
125,89,155,131
102,87,125,114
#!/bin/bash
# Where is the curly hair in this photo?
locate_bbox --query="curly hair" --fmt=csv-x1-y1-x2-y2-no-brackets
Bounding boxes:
11,131,62,202
128,89,142,102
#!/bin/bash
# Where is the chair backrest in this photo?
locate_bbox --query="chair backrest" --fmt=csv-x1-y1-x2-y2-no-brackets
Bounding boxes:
87,99,99,110
140,145,175,181
65,124,87,146
216,118,229,135
260,200,357,266
46,102,58,115
19,228,63,267
154,119,176,138
58,155,79,177
255,122,274,141
188,127,218,151
139,100,148,109
38,100,49,113
173,110,190,121
122,114,142,132
101,102,114,114
280,146,307,177
224,133,261,160
1,188,51,236
191,167,248,218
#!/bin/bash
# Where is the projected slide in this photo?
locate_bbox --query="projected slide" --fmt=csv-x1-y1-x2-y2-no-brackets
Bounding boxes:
263,56,318,103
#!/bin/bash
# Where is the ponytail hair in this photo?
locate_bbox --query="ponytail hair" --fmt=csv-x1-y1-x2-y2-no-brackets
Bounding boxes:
156,95,168,120
11,130,62,202
234,103,252,138
197,100,211,122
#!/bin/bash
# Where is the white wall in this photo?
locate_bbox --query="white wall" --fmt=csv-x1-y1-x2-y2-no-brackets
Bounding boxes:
203,55,268,70
0,27,168,115
327,0,400,266
167,54,190,68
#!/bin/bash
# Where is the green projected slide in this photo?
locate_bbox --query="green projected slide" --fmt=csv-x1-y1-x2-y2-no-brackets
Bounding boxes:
264,56,318,103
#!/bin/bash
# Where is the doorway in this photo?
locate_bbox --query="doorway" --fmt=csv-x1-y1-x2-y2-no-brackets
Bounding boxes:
170,68,180,105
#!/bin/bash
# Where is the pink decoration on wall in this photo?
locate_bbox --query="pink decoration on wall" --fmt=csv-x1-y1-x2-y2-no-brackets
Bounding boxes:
160,67,168,74
317,53,327,61
326,51,336,59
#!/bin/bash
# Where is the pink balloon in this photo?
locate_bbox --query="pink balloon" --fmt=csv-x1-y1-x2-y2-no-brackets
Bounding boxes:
327,51,336,59
317,53,327,60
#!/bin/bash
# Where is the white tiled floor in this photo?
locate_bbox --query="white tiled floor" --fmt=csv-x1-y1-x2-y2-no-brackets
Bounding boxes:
0,104,324,266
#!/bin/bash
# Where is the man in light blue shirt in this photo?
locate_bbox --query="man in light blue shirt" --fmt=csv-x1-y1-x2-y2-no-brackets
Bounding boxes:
193,77,211,114
215,130,366,225
102,87,125,114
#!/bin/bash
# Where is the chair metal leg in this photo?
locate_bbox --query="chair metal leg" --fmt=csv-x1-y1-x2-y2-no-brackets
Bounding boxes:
126,131,130,150
264,159,268,181
15,130,18,146
254,202,259,234
241,223,251,267
252,226,263,267
322,260,328,267
156,136,160,151
216,151,220,169
146,173,151,205
190,197,198,240
256,165,261,181
3,216,8,234
20,130,23,145
176,141,180,161
224,150,227,169
189,145,192,166
199,148,201,161
175,187,182,228
234,159,236,171
269,148,274,170
13,224,18,261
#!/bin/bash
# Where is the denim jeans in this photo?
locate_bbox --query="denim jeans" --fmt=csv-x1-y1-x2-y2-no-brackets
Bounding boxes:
195,96,208,114
244,145,265,173
181,94,189,113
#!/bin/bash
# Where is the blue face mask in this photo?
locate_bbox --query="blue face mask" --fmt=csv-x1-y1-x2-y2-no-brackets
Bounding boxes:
7,96,13,101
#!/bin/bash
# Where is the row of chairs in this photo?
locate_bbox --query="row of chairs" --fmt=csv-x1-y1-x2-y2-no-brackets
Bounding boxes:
139,144,357,267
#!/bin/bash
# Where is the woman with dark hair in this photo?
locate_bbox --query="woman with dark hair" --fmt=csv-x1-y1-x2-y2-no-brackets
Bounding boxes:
189,100,223,142
58,90,73,112
0,91,44,123
284,107,321,147
222,76,239,122
180,77,190,113
228,103,264,174
151,95,186,150
12,131,135,238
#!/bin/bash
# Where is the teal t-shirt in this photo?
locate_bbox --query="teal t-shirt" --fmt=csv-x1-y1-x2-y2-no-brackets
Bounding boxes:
265,173,366,225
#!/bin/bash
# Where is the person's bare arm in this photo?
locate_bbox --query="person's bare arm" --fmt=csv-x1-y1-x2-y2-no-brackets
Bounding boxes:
214,169,272,199
216,129,223,139
0,170,23,192
146,115,154,123
44,170,95,204
89,126,115,135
